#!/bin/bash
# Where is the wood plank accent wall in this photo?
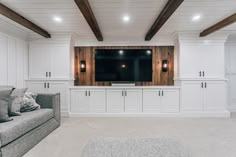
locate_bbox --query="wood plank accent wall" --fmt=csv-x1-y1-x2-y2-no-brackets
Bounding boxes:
74,46,174,86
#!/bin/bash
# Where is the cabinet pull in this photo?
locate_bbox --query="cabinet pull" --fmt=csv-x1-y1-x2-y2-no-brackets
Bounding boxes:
89,91,90,96
203,71,205,77
85,91,87,96
201,82,204,88
47,83,49,88
46,72,48,77
205,82,207,88
49,72,51,77
125,91,127,96
122,91,124,96
199,71,201,77
162,90,164,96
158,91,160,96
44,83,46,88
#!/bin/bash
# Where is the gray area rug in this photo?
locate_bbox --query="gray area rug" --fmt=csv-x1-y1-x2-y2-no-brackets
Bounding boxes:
81,137,191,157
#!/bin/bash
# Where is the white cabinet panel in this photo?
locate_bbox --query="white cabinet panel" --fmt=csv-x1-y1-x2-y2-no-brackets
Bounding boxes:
0,34,8,85
27,81,49,93
107,89,124,113
125,89,142,113
50,44,69,79
29,44,50,79
89,89,106,113
182,82,203,111
7,38,17,86
29,43,70,80
161,89,179,113
204,82,226,111
70,90,89,113
143,89,161,113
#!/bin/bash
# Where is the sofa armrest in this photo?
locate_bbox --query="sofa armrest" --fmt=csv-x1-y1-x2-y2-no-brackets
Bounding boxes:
36,93,60,124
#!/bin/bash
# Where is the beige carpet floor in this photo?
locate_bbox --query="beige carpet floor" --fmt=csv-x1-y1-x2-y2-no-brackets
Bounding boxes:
23,114,236,157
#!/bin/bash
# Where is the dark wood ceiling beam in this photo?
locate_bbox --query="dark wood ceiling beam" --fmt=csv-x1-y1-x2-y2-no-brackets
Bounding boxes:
74,0,103,41
200,13,236,37
145,0,184,41
0,3,51,38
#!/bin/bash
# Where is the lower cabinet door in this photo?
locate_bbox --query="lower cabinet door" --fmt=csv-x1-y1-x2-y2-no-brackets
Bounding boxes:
125,89,142,113
89,89,106,113
161,89,179,113
143,89,161,113
182,81,204,111
70,89,89,113
204,81,227,111
107,89,124,113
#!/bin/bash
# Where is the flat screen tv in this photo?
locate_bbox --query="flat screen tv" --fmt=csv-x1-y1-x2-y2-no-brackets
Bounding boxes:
95,49,152,82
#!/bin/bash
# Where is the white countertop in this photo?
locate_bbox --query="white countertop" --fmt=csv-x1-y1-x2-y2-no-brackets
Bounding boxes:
69,86,180,89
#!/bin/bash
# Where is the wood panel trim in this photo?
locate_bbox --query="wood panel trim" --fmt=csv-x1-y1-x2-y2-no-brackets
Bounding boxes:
0,3,51,38
74,46,174,86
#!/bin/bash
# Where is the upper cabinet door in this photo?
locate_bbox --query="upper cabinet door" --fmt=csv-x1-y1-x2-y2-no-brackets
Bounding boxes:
181,81,203,111
50,44,70,79
143,89,161,113
29,44,51,79
107,89,124,113
161,89,179,113
180,44,202,78
204,81,227,111
89,89,106,113
125,89,142,113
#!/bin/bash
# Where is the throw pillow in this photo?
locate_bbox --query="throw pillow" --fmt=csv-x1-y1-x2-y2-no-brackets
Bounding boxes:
11,88,28,97
0,89,13,99
8,97,22,116
0,99,13,123
20,92,40,112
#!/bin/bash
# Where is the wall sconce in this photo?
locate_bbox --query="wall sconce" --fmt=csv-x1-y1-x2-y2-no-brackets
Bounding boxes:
162,60,168,72
80,60,86,72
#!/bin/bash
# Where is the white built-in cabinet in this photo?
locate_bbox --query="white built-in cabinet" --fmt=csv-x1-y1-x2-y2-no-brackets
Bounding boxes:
181,81,227,111
70,89,106,113
143,89,179,113
29,43,70,80
26,81,69,114
106,89,142,113
178,43,224,79
0,32,27,87
70,87,180,114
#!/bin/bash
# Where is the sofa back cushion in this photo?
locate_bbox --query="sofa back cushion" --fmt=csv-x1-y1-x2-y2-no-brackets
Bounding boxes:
0,90,13,123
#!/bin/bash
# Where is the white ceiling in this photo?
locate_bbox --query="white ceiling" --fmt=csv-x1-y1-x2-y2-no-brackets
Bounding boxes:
1,0,236,43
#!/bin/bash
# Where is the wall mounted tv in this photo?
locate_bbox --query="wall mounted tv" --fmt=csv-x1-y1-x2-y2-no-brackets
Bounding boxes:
95,49,152,82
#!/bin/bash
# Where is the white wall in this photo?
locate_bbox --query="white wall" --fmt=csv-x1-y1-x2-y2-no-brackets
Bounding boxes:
0,32,28,88
225,36,236,111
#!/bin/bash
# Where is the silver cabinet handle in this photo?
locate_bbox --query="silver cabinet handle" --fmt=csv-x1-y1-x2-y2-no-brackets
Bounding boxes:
47,83,49,88
89,91,90,96
49,72,51,77
158,90,160,96
85,91,87,96
46,72,48,77
44,83,46,88
122,91,123,96
205,82,207,88
125,91,127,96
203,71,205,77
199,71,201,77
162,90,164,96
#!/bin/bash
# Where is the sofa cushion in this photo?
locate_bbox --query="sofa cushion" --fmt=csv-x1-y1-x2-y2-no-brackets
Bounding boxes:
0,109,53,147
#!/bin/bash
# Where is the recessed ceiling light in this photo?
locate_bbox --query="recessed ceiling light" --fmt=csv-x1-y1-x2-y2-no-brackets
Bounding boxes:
192,14,201,22
119,50,124,55
53,16,62,23
123,15,130,22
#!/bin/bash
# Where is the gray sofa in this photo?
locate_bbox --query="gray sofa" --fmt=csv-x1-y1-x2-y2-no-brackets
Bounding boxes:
0,93,60,157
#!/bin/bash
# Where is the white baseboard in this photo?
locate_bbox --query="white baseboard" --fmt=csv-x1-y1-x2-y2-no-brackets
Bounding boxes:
228,107,236,112
69,111,230,118
61,111,69,117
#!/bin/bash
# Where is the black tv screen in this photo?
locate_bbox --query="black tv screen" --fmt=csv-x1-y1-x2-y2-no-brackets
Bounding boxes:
95,49,152,82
